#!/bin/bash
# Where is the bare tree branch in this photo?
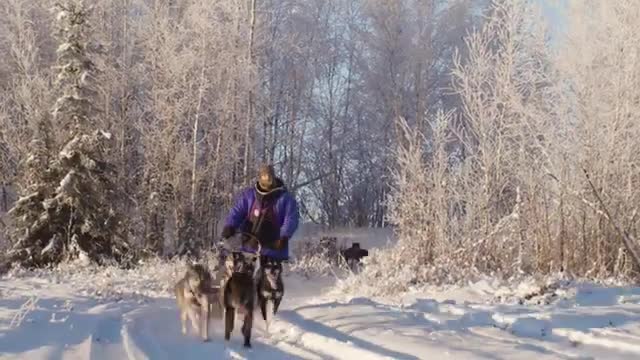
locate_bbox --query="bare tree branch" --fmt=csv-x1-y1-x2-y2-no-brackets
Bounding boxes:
583,168,640,270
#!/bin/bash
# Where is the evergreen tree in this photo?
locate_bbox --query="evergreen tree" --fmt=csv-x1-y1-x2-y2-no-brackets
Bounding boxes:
6,116,59,266
6,0,130,268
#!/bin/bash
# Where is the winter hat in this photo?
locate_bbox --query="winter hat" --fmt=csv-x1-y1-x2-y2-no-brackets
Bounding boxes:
258,164,276,190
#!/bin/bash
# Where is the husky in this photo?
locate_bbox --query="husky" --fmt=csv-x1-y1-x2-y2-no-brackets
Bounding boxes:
174,263,221,341
256,256,284,324
223,250,259,348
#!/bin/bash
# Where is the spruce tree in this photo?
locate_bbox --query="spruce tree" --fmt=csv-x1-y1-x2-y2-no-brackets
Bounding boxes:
6,1,130,267
6,117,59,266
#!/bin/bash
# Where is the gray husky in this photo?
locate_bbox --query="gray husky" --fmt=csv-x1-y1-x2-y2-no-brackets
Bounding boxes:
174,263,221,341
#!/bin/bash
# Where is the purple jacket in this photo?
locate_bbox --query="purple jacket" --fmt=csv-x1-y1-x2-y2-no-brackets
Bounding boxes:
224,180,299,260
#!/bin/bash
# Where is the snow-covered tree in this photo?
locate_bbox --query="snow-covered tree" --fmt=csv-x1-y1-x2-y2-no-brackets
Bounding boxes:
0,130,16,212
52,0,102,139
0,0,56,211
6,114,59,265
550,0,640,277
376,0,640,286
6,0,129,267
377,0,554,287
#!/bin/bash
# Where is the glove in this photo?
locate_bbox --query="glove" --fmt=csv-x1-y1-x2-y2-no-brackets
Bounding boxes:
274,236,288,250
221,226,236,239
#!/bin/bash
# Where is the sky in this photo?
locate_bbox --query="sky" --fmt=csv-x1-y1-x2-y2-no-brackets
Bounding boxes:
539,0,567,40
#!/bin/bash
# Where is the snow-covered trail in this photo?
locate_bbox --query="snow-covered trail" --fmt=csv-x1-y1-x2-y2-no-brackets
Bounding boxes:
0,275,378,360
3,275,640,359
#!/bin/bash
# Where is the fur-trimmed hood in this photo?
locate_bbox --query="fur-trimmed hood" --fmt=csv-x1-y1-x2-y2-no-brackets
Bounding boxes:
254,177,286,198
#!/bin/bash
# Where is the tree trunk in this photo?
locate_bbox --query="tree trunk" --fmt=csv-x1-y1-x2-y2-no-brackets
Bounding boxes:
192,34,207,212
243,0,257,176
1,184,7,212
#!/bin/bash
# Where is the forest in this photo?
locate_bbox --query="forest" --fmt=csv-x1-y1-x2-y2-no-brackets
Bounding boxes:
0,0,639,284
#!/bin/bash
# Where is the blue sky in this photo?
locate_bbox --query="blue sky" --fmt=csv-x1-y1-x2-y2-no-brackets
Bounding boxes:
539,0,567,38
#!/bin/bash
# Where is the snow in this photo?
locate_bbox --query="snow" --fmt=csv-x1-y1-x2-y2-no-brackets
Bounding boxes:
59,136,81,160
57,43,73,54
40,237,58,256
55,171,76,197
56,11,68,22
99,131,112,140
3,263,640,359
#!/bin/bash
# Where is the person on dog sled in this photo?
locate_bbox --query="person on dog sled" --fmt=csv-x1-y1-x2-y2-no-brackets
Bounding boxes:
218,164,299,280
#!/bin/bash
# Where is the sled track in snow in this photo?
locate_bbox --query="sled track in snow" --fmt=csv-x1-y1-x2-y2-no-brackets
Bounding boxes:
117,299,402,360
6,276,640,359
88,313,129,360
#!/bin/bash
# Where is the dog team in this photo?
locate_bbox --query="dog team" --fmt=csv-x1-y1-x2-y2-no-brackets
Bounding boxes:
175,164,299,348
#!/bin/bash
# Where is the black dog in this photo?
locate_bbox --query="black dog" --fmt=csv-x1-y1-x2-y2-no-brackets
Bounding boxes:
256,256,284,322
223,251,258,348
